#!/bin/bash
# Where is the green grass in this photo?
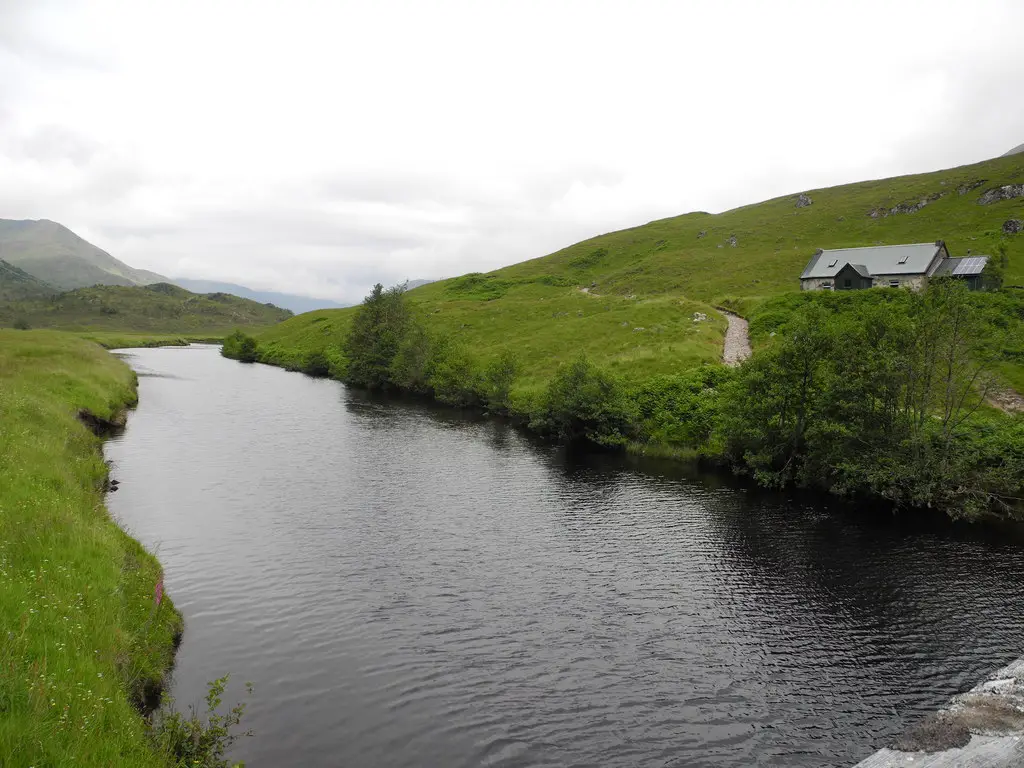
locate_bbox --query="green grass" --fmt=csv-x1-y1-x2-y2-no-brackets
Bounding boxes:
0,259,57,301
0,330,183,767
255,152,1024,392
79,332,221,350
0,282,292,335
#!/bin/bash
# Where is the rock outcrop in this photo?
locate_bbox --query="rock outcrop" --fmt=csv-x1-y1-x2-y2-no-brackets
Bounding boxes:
978,184,1024,205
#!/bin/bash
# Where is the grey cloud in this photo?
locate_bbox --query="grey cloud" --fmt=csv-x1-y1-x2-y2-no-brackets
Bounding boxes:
15,124,99,166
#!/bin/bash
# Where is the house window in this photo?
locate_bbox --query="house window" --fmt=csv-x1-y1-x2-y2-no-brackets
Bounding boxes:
889,280,900,288
844,279,852,288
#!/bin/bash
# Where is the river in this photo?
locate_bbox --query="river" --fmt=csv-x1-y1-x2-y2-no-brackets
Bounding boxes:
104,345,1024,768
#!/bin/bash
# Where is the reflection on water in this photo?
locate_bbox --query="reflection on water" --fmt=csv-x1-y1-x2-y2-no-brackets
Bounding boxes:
105,346,1024,768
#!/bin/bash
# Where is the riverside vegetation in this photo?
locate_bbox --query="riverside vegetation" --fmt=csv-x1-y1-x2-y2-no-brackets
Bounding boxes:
226,153,1024,521
0,331,250,767
225,278,1024,521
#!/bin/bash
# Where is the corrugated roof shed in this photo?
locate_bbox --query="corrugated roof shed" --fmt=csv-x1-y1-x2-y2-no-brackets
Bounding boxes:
801,242,945,279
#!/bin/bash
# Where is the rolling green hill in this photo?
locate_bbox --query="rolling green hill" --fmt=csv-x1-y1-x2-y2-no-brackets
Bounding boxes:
0,259,57,301
0,282,292,334
253,152,1024,392
0,218,167,290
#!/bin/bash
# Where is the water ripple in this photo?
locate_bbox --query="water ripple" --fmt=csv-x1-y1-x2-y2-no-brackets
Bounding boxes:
104,346,1024,768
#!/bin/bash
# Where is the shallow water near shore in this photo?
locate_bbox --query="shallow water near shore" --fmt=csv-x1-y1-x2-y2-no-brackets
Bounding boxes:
105,345,1024,768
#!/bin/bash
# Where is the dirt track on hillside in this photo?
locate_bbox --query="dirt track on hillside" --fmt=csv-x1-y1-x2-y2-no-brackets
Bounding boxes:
722,312,751,366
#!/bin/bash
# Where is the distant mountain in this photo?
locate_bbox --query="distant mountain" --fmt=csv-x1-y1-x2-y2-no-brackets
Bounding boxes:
0,218,168,290
171,277,348,314
404,279,435,290
0,259,58,301
0,282,292,333
1003,142,1024,157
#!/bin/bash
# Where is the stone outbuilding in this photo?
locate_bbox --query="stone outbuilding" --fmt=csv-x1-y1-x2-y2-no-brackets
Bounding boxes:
799,241,989,292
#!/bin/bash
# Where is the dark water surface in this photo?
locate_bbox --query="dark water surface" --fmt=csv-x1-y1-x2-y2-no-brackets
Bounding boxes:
105,345,1024,768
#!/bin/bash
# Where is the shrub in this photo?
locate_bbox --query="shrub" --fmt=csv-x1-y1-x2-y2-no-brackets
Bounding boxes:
428,337,485,407
302,350,330,377
532,354,636,446
569,247,609,270
221,330,259,362
12,318,30,330
149,676,252,768
389,319,433,393
444,273,510,301
631,366,732,449
484,350,520,413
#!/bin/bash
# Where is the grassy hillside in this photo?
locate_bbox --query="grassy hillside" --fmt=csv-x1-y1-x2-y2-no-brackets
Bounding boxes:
0,258,57,301
0,282,292,334
0,331,183,766
0,218,167,290
255,152,1024,392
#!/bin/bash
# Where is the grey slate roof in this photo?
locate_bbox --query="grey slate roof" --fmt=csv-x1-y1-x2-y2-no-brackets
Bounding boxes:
801,243,945,280
932,255,989,277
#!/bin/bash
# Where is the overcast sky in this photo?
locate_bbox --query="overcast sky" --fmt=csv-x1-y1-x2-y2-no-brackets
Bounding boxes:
2,0,1022,303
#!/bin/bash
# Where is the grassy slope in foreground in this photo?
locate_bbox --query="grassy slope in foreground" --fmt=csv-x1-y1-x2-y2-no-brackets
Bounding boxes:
0,330,183,767
254,152,1024,389
0,282,293,335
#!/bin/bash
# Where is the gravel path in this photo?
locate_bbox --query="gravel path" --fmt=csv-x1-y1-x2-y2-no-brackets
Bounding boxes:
987,385,1024,414
722,311,751,366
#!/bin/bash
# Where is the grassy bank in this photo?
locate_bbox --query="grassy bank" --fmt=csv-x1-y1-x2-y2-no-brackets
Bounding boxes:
250,152,1024,393
0,330,183,767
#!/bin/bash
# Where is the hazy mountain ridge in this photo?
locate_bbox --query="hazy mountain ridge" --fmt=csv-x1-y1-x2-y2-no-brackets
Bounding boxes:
1004,142,1024,157
171,277,349,314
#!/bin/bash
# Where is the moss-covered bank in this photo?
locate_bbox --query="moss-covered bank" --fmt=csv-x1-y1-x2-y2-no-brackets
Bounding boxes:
0,330,183,767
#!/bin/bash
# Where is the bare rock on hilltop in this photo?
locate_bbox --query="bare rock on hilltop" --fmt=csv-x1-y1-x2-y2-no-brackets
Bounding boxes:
795,193,813,208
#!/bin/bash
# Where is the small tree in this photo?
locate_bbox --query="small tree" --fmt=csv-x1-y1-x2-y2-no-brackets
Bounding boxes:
484,350,519,412
343,283,410,389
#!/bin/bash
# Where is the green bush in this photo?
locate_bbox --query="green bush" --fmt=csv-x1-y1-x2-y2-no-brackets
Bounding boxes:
569,247,609,270
221,330,259,362
149,676,252,768
389,319,433,393
484,350,520,413
631,366,732,450
12,317,30,330
427,337,485,407
444,273,510,301
532,354,636,446
302,350,330,377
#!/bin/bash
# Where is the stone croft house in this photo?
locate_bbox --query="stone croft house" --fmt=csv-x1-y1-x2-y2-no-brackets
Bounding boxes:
800,241,990,292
